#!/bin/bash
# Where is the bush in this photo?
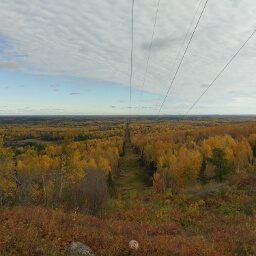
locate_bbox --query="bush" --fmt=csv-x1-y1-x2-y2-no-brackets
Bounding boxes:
229,175,256,189
83,167,109,215
142,162,155,186
63,167,109,215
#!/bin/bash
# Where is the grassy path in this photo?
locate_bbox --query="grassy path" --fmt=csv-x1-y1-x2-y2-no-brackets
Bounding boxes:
115,123,146,196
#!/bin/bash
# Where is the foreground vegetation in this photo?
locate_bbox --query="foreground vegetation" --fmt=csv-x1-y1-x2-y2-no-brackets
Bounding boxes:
1,177,256,255
1,116,256,255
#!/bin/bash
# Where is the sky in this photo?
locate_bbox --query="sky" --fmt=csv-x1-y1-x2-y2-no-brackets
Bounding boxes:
0,0,256,115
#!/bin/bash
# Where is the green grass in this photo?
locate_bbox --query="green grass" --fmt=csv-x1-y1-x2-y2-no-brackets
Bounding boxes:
115,139,145,195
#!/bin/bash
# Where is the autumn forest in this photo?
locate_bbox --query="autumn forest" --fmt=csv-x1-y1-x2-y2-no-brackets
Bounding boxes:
1,116,256,255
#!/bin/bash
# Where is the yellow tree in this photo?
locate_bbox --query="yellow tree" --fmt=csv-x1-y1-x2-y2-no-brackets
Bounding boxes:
17,148,42,203
235,139,253,172
98,157,111,175
0,137,17,203
176,147,201,188
36,154,56,206
58,136,84,199
158,151,177,190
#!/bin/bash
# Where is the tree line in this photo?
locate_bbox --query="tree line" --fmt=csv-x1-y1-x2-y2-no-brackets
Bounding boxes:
130,119,256,191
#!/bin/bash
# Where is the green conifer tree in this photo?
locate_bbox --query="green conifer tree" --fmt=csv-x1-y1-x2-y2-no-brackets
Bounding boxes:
198,154,208,184
208,147,231,182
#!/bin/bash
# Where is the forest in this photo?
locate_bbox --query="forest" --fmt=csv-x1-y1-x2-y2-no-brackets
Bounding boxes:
1,116,256,255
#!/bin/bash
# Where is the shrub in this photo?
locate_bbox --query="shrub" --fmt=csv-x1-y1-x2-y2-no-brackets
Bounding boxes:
63,167,109,215
83,167,109,215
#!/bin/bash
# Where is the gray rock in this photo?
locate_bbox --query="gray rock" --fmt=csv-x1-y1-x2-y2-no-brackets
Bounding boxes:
67,242,95,256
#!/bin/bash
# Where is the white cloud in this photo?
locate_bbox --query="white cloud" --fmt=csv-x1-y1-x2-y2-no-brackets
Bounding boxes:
70,92,81,95
0,0,256,114
50,83,61,88
0,60,19,69
35,76,45,80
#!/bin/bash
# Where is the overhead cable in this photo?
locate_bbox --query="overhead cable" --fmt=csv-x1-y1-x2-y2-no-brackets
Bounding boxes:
129,0,135,119
138,0,161,114
157,0,209,115
154,0,203,113
185,26,256,115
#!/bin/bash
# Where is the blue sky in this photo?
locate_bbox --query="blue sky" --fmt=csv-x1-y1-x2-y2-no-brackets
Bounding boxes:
0,0,256,115
0,69,159,115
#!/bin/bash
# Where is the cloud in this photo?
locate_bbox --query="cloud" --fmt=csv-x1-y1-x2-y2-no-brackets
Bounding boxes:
110,106,116,108
233,95,256,104
0,60,19,69
70,92,81,95
61,78,74,82
35,76,45,80
141,34,184,51
50,83,61,88
1,0,256,114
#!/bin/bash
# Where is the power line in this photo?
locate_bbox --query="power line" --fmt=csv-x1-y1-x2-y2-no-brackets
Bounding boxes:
129,0,135,119
138,0,161,114
185,26,256,115
154,0,203,113
157,0,209,115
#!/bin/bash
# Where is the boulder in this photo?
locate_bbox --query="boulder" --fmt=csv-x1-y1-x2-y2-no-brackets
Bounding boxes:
67,242,94,256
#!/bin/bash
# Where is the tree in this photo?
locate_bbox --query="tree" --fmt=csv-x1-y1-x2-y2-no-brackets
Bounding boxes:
0,136,18,204
83,167,108,215
58,135,83,199
108,171,114,187
252,143,256,158
208,147,231,182
98,157,111,175
36,154,56,206
198,154,208,184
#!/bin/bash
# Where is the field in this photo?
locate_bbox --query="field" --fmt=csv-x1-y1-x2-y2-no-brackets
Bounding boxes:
1,116,256,255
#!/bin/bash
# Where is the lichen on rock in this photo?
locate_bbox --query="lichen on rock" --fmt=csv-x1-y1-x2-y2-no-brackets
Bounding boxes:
67,242,94,256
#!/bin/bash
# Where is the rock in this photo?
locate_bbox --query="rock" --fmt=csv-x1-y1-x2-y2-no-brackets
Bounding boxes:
129,240,139,251
67,242,95,256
